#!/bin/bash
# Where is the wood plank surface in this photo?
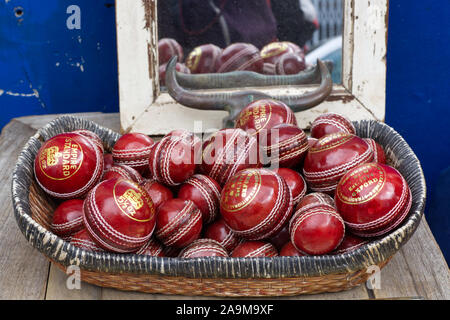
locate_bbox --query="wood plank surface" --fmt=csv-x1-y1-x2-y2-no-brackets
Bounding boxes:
0,120,51,299
1,113,449,300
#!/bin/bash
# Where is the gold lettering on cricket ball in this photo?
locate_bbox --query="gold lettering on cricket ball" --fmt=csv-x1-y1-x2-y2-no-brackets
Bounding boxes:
309,132,353,153
337,163,386,204
239,102,272,134
39,137,83,180
114,181,154,222
222,170,261,212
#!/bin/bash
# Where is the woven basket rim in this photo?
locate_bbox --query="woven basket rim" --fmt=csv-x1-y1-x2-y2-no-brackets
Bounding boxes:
11,115,426,279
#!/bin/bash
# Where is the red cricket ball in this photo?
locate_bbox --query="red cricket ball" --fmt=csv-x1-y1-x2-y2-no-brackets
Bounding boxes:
201,128,260,186
103,153,114,173
262,63,276,75
178,239,229,258
51,199,84,238
102,164,144,184
307,137,318,148
136,238,165,257
178,174,222,224
159,62,190,86
155,198,203,248
112,133,155,175
34,132,104,199
310,112,356,139
83,178,156,253
331,233,368,255
70,229,105,252
303,132,374,194
274,168,307,205
279,241,306,257
295,192,335,213
149,135,196,186
141,178,173,209
235,99,297,137
263,123,309,168
158,38,184,65
363,138,386,164
231,240,278,257
72,130,104,153
166,129,202,167
203,218,241,253
275,52,306,75
267,223,290,251
289,204,345,255
260,41,304,65
216,43,263,73
220,168,293,240
185,44,222,74
335,162,412,237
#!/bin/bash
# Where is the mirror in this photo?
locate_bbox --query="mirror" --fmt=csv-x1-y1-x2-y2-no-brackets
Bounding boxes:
157,0,344,88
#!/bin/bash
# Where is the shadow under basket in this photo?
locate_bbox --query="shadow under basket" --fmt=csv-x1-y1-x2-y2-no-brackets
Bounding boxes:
11,116,426,297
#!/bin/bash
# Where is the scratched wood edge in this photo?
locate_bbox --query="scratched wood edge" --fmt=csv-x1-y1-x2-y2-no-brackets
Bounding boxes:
11,115,425,282
116,0,387,135
0,120,51,299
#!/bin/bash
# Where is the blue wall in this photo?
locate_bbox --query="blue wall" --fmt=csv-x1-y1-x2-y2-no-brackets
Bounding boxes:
0,0,119,129
0,1,449,261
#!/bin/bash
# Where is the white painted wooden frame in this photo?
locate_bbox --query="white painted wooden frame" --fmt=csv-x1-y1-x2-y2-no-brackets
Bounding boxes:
116,0,388,135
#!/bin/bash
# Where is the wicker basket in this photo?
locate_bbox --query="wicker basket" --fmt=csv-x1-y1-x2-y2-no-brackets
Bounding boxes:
11,116,426,297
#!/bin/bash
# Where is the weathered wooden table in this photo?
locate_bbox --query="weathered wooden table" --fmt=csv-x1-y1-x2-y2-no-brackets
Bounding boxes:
1,113,449,300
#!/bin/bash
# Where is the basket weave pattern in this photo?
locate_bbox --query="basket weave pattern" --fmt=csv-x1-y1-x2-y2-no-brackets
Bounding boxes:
12,116,426,297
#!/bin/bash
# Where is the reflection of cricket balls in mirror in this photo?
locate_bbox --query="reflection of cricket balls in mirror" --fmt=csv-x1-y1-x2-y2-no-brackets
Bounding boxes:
280,241,306,257
303,132,374,193
235,99,297,136
363,138,386,164
51,199,85,238
158,38,184,65
335,163,412,238
102,164,144,184
70,229,105,252
274,168,307,205
260,41,304,65
185,44,222,74
159,62,190,86
178,239,229,258
220,168,293,240
149,136,196,186
275,52,306,75
155,199,203,248
83,178,156,253
204,218,241,253
141,178,173,209
231,240,278,257
34,132,104,199
201,128,260,186
178,174,222,224
264,123,309,168
216,43,263,73
289,204,345,255
310,112,356,139
112,133,155,175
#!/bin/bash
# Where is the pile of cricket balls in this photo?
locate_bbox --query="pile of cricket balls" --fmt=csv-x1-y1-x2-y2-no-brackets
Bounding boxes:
158,38,307,85
35,100,412,259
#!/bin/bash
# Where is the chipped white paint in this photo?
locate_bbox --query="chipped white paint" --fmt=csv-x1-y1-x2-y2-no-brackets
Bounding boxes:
1,89,39,98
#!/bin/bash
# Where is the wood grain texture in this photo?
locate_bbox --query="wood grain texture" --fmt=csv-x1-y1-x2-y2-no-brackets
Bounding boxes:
0,120,50,299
